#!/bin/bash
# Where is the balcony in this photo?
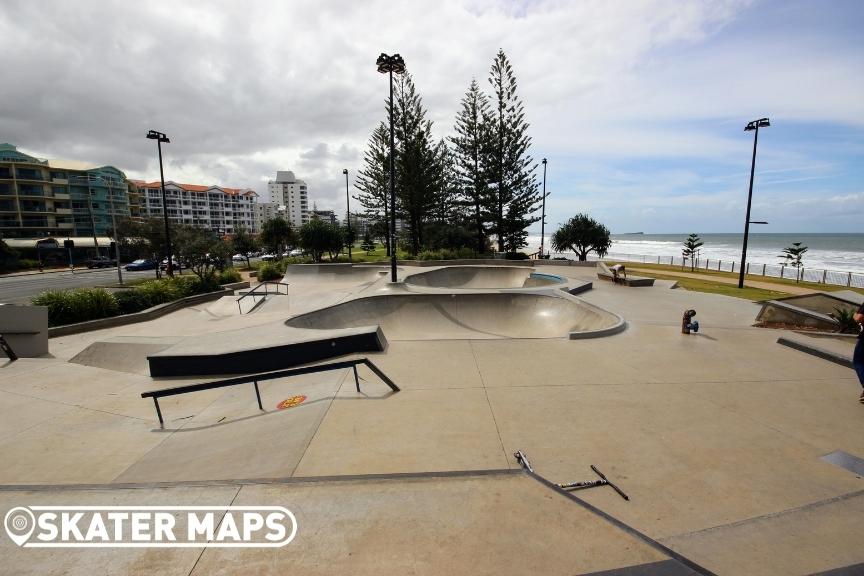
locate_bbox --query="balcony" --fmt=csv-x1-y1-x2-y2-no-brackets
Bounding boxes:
55,208,73,215
52,178,69,185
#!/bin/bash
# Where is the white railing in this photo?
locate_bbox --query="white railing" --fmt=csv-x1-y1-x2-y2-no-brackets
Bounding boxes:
567,252,864,289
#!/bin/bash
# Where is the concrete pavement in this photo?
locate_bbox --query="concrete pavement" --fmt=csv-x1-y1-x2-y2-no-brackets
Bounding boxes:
0,263,862,574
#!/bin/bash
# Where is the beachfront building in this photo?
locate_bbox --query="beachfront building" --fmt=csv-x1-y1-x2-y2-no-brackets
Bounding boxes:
267,171,309,228
254,202,288,229
0,143,131,239
311,208,337,226
136,181,258,234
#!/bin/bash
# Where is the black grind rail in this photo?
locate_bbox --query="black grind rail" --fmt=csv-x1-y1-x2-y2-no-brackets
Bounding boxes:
141,357,399,426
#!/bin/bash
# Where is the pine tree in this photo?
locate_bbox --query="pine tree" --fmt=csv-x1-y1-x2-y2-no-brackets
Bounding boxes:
450,78,494,254
487,49,540,253
392,72,442,255
431,140,463,225
354,123,392,256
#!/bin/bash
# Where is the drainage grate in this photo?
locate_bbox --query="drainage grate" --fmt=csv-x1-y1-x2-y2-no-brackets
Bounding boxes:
821,450,864,477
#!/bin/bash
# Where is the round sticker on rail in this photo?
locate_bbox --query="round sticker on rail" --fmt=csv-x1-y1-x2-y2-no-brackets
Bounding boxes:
277,395,307,410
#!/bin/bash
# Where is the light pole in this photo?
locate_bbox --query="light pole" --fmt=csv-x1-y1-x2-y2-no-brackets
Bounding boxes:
738,118,770,289
540,158,548,259
146,130,174,277
343,168,352,261
376,52,405,283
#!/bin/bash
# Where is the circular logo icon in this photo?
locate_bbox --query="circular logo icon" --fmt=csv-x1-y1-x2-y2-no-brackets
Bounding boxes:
276,395,307,410
4,507,35,547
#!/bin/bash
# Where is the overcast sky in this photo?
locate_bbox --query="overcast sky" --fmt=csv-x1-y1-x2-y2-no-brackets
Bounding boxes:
2,0,862,233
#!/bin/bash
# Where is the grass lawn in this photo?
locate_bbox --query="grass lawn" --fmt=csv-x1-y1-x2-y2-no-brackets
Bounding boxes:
610,261,864,301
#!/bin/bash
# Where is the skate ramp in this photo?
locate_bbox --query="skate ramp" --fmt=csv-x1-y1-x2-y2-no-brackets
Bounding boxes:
404,266,564,289
70,336,181,375
285,292,622,340
282,264,393,286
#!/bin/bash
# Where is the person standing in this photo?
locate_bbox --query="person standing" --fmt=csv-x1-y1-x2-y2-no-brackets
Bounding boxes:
854,302,864,403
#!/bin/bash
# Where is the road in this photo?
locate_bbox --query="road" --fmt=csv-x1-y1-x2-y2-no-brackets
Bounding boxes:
0,268,161,304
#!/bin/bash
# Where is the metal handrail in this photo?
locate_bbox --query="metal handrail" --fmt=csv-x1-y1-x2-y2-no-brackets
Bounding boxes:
237,281,288,313
141,357,399,426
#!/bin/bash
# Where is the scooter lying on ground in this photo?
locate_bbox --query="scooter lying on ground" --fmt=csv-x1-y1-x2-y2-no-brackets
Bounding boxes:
557,465,630,501
513,451,629,501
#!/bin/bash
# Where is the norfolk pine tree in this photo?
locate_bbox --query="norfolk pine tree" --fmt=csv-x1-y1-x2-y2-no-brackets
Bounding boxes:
450,78,494,254
354,123,392,256
487,49,540,253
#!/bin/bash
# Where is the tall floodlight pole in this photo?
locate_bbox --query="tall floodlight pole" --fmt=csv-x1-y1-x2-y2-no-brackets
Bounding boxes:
343,168,352,261
540,158,548,259
738,118,770,289
377,52,406,283
146,130,173,277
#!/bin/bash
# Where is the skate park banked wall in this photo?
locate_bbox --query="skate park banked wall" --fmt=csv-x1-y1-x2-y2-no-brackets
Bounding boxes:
285,292,623,340
403,266,565,290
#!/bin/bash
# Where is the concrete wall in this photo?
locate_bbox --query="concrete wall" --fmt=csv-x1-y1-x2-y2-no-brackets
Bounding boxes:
0,304,49,357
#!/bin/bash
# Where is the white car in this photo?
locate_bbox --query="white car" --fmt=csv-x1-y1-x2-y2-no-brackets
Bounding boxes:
260,253,277,261
231,254,245,262
289,249,303,257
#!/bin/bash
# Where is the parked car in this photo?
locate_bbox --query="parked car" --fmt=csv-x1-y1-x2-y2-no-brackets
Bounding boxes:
159,258,180,271
260,253,277,261
86,256,117,269
125,259,157,271
289,248,304,257
231,254,246,262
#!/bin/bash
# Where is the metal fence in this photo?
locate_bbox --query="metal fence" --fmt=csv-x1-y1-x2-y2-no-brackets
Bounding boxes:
577,252,864,289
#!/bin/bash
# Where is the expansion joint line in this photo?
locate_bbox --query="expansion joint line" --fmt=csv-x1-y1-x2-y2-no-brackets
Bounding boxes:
469,341,510,468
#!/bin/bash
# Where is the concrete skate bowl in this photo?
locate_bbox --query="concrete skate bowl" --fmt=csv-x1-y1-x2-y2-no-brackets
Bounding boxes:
282,264,394,286
285,292,623,340
405,266,566,290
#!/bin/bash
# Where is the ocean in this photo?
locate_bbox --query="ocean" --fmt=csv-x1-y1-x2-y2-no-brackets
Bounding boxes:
524,233,864,275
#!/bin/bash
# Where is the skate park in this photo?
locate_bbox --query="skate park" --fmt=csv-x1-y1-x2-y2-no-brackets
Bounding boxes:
1,262,862,575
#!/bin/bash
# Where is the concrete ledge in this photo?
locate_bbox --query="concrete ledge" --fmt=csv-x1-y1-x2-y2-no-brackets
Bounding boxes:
48,289,231,337
148,326,388,377
756,300,840,331
776,336,853,368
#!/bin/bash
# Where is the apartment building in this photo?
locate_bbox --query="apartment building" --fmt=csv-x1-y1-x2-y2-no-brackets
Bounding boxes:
254,202,287,228
136,181,258,234
267,171,308,228
0,143,131,239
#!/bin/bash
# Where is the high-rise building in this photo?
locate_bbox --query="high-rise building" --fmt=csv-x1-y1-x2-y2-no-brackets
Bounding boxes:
311,209,337,226
136,181,258,234
254,202,287,229
267,171,308,228
0,143,130,239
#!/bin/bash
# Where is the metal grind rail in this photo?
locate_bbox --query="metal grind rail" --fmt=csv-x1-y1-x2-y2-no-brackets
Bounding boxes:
237,281,288,314
141,357,400,426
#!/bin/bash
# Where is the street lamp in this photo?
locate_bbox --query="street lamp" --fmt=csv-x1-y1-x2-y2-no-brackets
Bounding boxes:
342,168,353,261
540,158,548,259
146,130,174,277
738,117,770,289
376,52,406,283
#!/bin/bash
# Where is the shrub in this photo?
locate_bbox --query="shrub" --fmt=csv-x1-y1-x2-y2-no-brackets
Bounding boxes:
113,290,150,315
258,263,282,281
32,288,119,326
505,252,529,260
18,259,41,270
218,268,242,284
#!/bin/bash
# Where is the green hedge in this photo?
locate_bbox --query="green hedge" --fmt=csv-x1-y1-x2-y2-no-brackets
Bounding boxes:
258,263,282,281
218,268,242,284
417,248,478,261
32,288,119,327
33,276,222,326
